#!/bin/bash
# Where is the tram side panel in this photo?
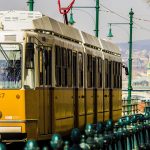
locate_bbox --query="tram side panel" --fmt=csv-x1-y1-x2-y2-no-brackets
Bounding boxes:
76,52,85,129
38,46,52,138
103,59,110,121
53,88,74,134
112,62,122,121
0,90,26,140
52,46,74,134
25,89,39,139
85,53,94,124
96,57,104,122
84,48,104,124
24,38,55,140
24,41,40,139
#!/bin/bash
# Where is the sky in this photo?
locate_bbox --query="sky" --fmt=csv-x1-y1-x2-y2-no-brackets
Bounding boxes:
0,0,150,43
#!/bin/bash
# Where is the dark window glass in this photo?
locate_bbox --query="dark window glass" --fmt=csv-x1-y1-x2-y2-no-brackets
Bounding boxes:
55,46,61,87
73,52,77,87
45,49,52,86
68,49,72,67
113,61,116,88
116,62,119,88
78,52,83,87
62,48,67,87
105,59,109,88
0,43,22,89
119,63,122,88
93,57,96,88
98,58,102,88
87,54,92,88
67,49,72,87
39,49,43,85
108,61,112,88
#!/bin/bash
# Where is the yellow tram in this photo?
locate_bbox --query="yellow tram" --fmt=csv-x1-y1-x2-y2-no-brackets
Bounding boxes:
0,11,122,142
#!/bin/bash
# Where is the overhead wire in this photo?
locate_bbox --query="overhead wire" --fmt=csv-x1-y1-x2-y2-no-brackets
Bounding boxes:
134,17,150,22
99,3,150,33
100,3,129,22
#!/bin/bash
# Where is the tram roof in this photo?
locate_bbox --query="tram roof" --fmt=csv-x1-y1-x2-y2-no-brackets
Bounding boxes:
33,16,83,42
81,31,102,49
100,39,121,55
0,11,120,53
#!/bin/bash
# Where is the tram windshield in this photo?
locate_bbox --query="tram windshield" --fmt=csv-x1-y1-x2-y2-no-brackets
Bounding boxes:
0,43,22,89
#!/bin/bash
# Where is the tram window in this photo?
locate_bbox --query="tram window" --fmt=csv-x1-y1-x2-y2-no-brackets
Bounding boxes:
55,45,61,87
67,49,72,87
93,57,96,88
113,61,115,75
105,59,109,88
115,62,117,75
118,63,120,88
45,49,52,86
68,49,72,67
25,43,34,69
24,43,35,88
49,50,52,86
87,54,92,88
44,50,48,85
78,52,83,87
117,62,119,88
115,62,118,88
44,50,48,67
108,61,112,88
55,46,61,66
24,42,35,89
62,48,67,87
73,52,77,87
39,49,43,85
98,58,102,88
119,63,122,88
113,61,116,88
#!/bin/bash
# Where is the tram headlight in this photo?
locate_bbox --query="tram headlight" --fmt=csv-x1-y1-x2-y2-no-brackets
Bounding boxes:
16,94,20,99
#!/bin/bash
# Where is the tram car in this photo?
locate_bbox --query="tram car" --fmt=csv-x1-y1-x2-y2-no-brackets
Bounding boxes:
0,11,122,142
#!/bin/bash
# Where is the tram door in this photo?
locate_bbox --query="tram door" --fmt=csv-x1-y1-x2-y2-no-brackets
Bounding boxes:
77,52,85,128
39,47,51,135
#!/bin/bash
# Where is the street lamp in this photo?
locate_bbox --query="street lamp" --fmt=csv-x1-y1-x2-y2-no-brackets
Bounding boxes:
107,8,134,114
69,0,100,38
69,9,76,25
27,0,34,11
107,23,113,38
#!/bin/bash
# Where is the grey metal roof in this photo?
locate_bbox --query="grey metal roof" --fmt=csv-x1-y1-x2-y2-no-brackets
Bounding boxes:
81,31,101,48
33,16,82,42
100,39,121,54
